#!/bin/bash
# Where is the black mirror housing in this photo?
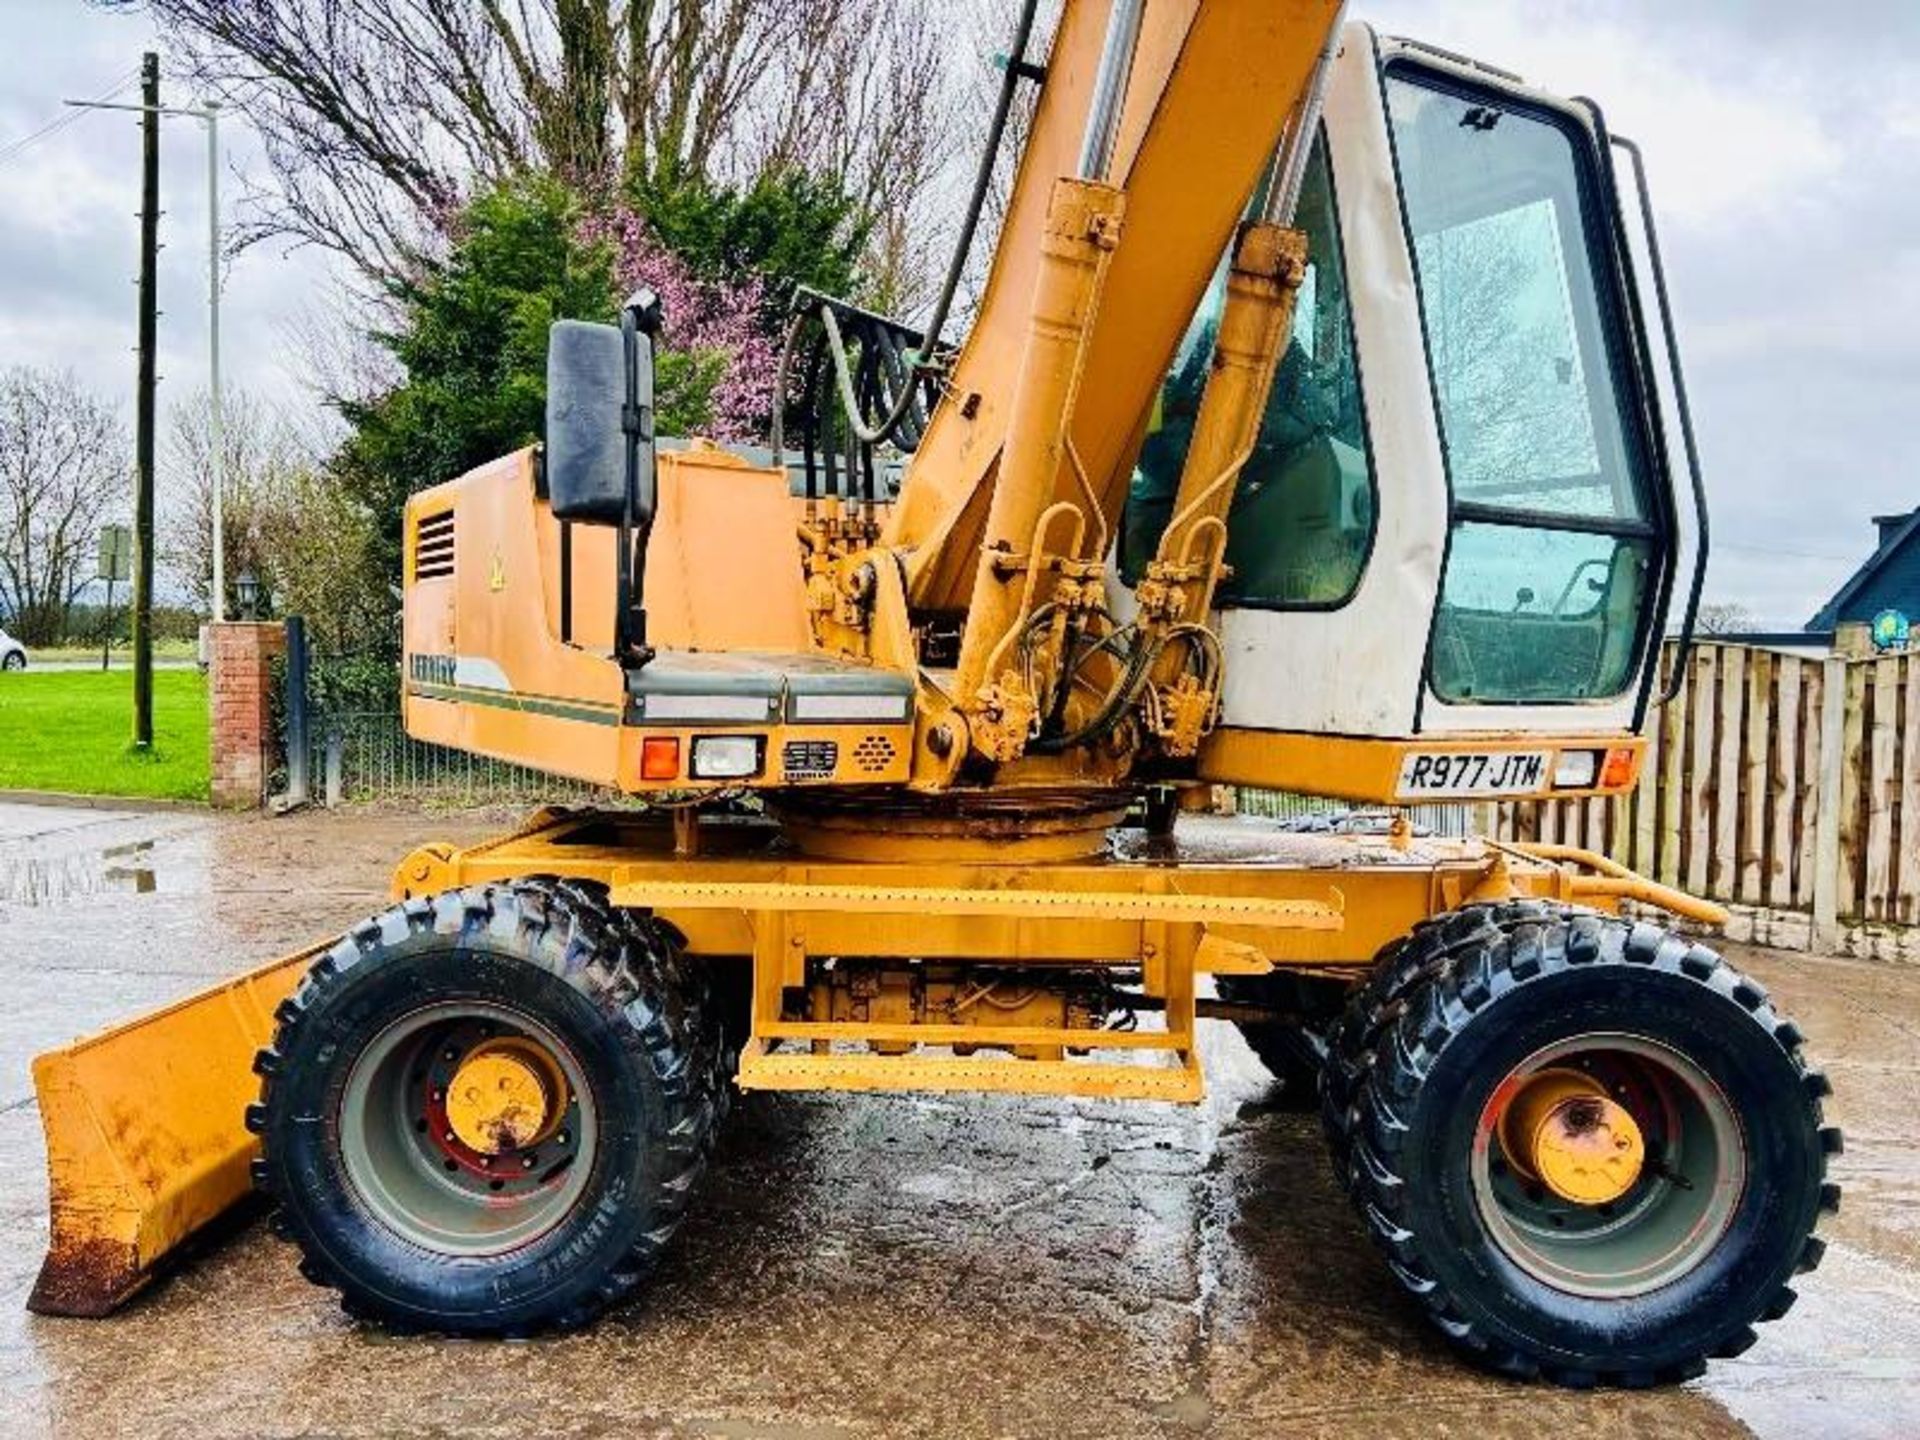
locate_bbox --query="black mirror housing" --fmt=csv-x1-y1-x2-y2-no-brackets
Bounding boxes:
545,319,641,524
545,293,666,664
544,298,663,526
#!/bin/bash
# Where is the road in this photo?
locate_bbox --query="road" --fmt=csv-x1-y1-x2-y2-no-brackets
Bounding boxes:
1,800,1916,1438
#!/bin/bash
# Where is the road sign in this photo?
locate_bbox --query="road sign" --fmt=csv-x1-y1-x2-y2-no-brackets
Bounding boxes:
98,524,132,583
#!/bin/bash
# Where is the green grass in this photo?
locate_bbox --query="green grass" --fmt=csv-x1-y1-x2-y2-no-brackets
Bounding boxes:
0,668,209,801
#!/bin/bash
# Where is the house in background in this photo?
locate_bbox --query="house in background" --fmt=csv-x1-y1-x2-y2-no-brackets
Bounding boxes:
1806,508,1920,642
1681,511,1915,656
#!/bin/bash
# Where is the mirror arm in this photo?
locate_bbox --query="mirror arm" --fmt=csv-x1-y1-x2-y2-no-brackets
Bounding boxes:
616,291,663,667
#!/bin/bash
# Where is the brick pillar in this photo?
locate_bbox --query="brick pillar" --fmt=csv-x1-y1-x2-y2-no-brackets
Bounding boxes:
209,621,286,809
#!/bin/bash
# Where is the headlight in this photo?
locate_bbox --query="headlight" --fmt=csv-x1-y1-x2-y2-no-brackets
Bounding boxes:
1552,750,1600,789
690,735,763,780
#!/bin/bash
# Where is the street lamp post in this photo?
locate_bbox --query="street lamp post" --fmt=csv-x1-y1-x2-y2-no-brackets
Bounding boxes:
204,102,225,623
67,90,228,622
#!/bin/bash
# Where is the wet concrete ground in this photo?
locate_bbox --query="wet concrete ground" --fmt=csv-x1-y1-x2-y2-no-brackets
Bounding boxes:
0,800,1915,1438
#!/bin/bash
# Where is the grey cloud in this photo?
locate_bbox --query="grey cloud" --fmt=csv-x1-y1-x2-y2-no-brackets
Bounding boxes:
1601,0,1920,51
0,1,333,414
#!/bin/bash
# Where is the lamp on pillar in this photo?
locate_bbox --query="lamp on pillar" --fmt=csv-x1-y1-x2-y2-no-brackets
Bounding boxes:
235,570,260,621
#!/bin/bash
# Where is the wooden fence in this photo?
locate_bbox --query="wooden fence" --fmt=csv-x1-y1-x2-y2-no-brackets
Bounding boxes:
1496,641,1920,960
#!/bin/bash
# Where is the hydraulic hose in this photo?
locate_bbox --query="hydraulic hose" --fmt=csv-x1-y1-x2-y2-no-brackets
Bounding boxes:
775,0,1044,453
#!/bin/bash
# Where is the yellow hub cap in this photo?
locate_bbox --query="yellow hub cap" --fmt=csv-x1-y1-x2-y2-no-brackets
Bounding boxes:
445,1043,560,1155
1499,1069,1646,1206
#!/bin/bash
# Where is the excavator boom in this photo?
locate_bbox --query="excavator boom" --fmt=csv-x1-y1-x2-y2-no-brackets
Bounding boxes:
884,0,1343,607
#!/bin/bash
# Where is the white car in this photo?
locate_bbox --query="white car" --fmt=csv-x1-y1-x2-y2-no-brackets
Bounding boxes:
0,627,26,671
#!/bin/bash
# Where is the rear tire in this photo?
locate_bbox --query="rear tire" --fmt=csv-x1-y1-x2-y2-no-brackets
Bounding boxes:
1217,971,1347,1109
251,878,724,1335
2,650,23,670
1344,906,1839,1385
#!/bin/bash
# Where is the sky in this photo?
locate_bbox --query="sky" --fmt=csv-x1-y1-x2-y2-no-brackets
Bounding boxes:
0,2,339,448
0,0,1915,627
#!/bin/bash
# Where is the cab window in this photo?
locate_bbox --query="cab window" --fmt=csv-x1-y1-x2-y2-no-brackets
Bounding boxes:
1386,68,1660,704
1124,131,1375,607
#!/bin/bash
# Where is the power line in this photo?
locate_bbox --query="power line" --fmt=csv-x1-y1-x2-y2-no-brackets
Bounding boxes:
0,66,140,169
1716,540,1861,564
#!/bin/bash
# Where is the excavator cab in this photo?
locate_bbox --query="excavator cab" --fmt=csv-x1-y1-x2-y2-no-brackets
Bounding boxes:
1130,28,1698,801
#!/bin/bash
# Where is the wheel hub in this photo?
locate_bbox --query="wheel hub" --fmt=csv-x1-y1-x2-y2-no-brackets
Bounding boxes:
445,1042,559,1155
1472,1033,1745,1299
339,1003,595,1256
1499,1068,1645,1205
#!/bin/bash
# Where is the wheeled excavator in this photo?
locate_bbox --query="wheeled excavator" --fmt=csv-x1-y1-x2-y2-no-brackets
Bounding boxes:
31,0,1839,1387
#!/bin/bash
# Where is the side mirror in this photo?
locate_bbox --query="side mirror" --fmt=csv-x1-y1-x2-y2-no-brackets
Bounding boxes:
546,319,631,524
544,291,662,525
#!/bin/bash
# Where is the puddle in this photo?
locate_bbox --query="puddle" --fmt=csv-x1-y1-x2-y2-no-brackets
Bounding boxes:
0,826,208,909
1,843,161,905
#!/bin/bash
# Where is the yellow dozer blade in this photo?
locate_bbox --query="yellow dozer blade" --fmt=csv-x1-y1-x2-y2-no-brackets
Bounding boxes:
28,945,319,1316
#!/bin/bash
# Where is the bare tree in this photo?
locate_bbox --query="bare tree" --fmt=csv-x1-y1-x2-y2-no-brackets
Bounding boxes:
159,388,321,617
160,388,385,646
1695,602,1755,636
111,0,958,299
962,2,1056,295
748,0,956,315
0,368,128,646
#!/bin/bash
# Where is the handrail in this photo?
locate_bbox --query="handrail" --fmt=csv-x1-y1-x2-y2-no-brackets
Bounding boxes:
1503,841,1731,927
775,290,947,507
1613,134,1710,707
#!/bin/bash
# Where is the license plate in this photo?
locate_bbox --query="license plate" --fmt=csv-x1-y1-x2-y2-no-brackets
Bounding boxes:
1396,750,1548,799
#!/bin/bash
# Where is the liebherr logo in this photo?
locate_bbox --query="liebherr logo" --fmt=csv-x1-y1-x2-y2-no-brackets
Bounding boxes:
410,653,456,687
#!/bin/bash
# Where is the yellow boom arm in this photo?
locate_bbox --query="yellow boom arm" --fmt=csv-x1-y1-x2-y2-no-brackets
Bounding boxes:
885,0,1346,616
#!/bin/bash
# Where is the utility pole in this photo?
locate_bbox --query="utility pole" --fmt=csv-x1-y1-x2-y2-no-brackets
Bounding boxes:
132,50,158,749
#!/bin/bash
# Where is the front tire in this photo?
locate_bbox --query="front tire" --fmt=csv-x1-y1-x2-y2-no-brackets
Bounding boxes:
251,879,724,1335
1346,907,1839,1386
2,650,23,670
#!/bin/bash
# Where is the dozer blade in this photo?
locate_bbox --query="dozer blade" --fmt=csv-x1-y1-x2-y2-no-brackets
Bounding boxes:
28,944,320,1317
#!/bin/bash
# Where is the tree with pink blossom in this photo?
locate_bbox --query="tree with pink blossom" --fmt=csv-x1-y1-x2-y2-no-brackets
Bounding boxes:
577,209,781,444
332,169,866,602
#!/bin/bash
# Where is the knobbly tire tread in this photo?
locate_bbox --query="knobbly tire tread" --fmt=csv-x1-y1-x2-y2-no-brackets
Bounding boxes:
250,877,727,1335
1320,900,1563,1187
1216,971,1347,1110
1337,904,1839,1387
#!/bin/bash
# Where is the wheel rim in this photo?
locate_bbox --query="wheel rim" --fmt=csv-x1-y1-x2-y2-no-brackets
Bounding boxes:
1470,1033,1745,1299
339,1001,597,1257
